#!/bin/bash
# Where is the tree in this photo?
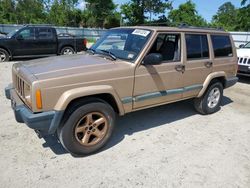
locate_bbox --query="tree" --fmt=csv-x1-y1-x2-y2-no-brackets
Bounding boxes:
211,2,237,31
168,0,207,27
121,0,171,25
0,0,16,24
241,0,249,6
85,0,116,28
103,12,120,28
15,0,47,24
48,0,81,26
235,4,250,31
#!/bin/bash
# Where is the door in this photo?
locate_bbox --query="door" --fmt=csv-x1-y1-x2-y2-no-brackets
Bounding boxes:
182,33,213,98
12,28,37,56
35,27,57,54
133,33,184,109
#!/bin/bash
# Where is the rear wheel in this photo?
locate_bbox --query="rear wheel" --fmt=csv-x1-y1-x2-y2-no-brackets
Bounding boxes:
57,101,116,155
60,46,75,55
194,82,223,115
0,48,10,62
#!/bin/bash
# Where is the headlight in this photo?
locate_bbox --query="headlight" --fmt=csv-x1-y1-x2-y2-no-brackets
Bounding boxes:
24,84,31,105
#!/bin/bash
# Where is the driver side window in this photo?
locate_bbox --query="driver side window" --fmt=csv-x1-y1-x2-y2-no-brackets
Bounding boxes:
148,33,181,62
18,28,35,40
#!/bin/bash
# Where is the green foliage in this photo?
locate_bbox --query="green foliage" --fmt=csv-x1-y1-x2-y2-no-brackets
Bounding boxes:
120,2,142,25
121,0,171,25
103,12,121,29
0,0,16,24
235,4,250,31
211,1,250,31
48,0,81,26
0,0,249,31
211,2,237,31
84,0,116,28
168,0,207,27
241,0,249,6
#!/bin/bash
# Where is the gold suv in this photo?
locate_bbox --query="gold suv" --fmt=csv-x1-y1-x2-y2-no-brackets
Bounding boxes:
5,26,238,155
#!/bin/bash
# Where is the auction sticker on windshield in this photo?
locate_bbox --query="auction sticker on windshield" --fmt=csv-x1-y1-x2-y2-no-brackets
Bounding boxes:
132,29,150,37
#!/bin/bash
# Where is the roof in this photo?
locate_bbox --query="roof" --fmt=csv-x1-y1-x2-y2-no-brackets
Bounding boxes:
117,25,228,34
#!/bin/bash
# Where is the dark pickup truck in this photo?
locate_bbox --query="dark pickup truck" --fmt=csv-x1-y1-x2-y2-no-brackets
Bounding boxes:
0,25,87,62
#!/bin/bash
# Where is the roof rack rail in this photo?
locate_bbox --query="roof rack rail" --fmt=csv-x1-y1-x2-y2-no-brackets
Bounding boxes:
137,22,170,26
178,23,225,31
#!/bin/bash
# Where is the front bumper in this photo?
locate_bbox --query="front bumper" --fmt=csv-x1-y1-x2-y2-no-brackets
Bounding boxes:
5,85,63,134
237,65,250,76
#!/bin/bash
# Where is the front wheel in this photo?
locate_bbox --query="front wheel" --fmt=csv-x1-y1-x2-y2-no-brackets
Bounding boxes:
194,82,223,115
0,48,10,62
60,46,75,55
57,101,116,155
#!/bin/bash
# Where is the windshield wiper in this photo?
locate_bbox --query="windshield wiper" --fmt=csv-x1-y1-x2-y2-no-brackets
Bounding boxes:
86,48,96,54
99,50,117,60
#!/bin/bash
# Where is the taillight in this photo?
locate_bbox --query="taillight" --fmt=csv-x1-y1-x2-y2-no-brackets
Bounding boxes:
83,38,87,47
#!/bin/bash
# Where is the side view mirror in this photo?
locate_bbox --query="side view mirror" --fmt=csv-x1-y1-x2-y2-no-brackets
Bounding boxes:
143,53,163,65
16,35,24,40
239,44,245,48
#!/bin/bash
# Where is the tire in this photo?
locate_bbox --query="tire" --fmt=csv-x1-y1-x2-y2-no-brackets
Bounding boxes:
194,82,223,115
57,100,116,155
0,48,10,62
60,46,75,55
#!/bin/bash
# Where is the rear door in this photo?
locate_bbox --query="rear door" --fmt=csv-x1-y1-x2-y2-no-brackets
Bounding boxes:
182,33,213,98
35,27,57,55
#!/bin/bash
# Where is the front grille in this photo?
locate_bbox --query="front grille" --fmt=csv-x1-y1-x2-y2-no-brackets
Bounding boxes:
238,57,250,65
15,75,26,98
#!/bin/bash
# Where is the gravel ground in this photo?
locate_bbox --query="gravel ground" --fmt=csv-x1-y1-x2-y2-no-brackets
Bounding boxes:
0,60,250,188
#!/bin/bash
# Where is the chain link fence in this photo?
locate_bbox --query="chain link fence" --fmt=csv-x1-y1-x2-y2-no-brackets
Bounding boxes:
0,24,249,47
0,24,106,42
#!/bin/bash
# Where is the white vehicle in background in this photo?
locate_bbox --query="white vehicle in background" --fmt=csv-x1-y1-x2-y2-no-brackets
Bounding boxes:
237,42,250,76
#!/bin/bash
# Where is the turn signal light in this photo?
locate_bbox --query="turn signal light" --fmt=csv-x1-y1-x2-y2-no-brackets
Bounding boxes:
36,89,42,109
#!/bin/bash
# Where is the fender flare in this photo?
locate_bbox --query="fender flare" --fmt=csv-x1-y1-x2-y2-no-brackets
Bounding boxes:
197,71,226,97
54,85,125,115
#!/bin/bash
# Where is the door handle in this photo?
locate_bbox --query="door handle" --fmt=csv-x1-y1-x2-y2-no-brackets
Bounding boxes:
204,61,213,68
175,65,185,73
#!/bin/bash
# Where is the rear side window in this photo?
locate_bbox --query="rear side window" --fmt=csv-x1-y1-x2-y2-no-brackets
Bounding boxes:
211,35,233,58
37,28,53,39
185,34,209,60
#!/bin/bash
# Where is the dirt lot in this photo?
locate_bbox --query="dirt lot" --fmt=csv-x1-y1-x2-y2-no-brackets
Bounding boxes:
0,60,250,188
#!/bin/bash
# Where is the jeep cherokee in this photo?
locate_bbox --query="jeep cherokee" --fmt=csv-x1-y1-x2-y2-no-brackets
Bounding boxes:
5,26,238,155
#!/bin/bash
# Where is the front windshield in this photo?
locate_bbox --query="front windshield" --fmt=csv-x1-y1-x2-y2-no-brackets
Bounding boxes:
243,42,250,48
91,28,152,62
7,29,19,38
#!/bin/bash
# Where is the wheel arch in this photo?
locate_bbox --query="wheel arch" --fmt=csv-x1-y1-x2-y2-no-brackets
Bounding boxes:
197,71,227,97
54,85,125,116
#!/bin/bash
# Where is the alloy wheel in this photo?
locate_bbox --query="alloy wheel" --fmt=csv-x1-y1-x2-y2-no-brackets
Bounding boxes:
207,87,221,108
74,112,108,146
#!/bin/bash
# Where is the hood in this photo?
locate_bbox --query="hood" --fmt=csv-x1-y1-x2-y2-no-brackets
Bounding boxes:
237,48,250,57
19,54,119,80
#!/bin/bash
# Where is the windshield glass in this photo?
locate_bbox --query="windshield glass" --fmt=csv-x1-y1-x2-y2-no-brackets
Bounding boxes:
243,42,250,48
7,29,20,38
91,28,152,62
